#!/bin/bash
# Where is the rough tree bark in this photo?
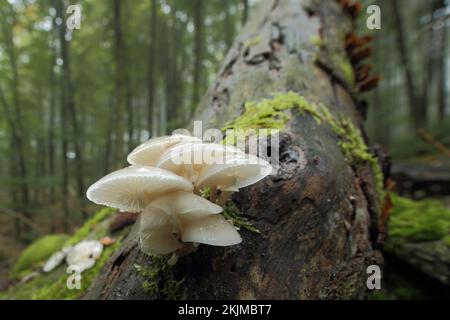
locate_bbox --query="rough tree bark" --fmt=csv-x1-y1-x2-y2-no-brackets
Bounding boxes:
84,0,383,300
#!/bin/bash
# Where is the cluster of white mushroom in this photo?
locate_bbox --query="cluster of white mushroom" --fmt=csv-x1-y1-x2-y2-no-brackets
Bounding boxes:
86,134,272,258
43,240,104,273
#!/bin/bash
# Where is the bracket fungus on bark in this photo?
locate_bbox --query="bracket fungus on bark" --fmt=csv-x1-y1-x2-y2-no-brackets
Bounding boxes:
86,134,272,260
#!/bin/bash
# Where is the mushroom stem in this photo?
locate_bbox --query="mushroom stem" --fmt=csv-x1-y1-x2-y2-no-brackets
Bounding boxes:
167,253,178,266
210,186,218,204
218,191,232,207
171,213,184,238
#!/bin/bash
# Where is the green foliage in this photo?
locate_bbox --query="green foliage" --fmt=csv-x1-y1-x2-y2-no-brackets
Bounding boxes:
12,234,69,279
0,0,245,227
385,194,450,251
134,255,183,300
198,187,211,199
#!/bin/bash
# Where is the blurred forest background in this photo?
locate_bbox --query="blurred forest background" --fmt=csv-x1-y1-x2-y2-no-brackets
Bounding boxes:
0,0,449,299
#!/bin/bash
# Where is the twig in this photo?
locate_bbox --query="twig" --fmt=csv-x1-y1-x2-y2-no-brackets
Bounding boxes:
0,206,44,234
418,128,450,158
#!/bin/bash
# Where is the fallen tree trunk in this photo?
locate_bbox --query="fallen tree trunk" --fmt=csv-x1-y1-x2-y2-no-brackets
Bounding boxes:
84,0,383,300
391,162,450,198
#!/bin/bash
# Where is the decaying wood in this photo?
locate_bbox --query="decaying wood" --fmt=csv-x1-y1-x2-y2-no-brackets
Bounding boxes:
388,241,450,286
418,129,450,158
391,162,450,198
84,0,382,300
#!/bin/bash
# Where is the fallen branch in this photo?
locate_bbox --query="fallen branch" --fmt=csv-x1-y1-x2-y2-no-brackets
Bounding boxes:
418,128,450,158
0,206,44,234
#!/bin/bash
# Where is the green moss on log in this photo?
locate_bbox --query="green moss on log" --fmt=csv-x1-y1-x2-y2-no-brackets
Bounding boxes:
222,200,260,234
223,92,384,199
198,187,259,234
134,256,183,299
65,207,116,246
330,54,355,86
385,194,450,251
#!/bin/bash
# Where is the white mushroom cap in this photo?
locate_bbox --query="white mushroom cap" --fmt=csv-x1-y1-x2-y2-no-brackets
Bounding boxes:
127,134,201,166
43,250,66,273
65,240,103,272
86,165,194,212
149,191,223,219
43,246,72,273
182,215,242,246
196,154,272,191
156,142,245,182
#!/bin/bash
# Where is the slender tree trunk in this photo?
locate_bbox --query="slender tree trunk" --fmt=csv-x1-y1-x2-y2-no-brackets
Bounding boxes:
2,10,30,219
174,21,182,126
0,84,22,236
48,18,57,204
438,0,447,121
56,0,70,230
85,0,382,300
124,2,134,152
58,0,87,219
242,0,248,25
104,97,114,175
224,3,233,50
390,0,424,131
191,0,204,115
164,13,174,124
113,0,126,168
148,0,158,137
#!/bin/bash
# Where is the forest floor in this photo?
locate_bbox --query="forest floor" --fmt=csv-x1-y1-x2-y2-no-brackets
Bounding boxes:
0,154,449,299
0,215,22,290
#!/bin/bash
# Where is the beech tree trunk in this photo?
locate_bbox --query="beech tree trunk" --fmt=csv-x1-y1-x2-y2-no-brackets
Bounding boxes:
84,0,382,300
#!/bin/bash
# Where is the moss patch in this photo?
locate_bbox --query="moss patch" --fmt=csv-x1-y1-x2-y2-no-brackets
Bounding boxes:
32,238,122,300
134,256,183,299
385,194,450,251
244,36,262,48
0,207,123,300
198,187,259,234
223,92,384,199
310,35,325,49
330,53,355,86
222,201,260,234
12,234,69,279
65,207,116,246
